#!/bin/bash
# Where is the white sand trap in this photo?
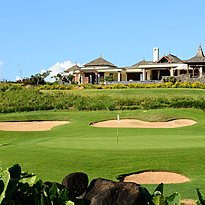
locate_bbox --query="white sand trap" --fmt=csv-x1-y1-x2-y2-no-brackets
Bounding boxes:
0,121,69,131
123,171,190,184
181,199,197,205
91,119,197,128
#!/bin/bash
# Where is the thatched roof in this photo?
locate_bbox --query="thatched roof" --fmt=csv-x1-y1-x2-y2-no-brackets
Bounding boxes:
84,57,116,67
131,60,153,68
63,64,81,73
132,60,148,67
131,54,183,68
186,46,205,63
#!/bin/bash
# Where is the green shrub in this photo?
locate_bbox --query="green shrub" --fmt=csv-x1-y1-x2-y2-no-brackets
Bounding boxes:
162,76,177,84
1,164,186,205
197,188,205,205
0,164,75,205
38,84,74,90
140,183,181,205
0,83,23,92
104,76,114,82
29,82,205,90
1,85,205,113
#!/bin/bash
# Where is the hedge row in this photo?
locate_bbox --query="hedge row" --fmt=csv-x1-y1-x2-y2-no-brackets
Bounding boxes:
1,87,205,113
2,81,205,91
38,82,205,90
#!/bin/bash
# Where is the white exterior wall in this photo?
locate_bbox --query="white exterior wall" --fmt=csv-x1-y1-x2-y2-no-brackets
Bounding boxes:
200,67,203,77
170,68,174,76
117,72,121,81
142,69,146,81
147,70,151,80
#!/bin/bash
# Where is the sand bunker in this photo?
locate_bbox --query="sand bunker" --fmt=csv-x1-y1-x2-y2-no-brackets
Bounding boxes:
91,119,196,128
0,121,69,131
123,171,190,184
181,199,196,205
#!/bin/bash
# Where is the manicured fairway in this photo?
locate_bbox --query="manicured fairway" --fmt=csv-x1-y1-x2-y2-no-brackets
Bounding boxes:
0,108,205,199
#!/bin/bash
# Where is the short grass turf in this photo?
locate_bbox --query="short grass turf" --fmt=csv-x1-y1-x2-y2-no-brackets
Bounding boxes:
56,87,205,97
0,108,205,199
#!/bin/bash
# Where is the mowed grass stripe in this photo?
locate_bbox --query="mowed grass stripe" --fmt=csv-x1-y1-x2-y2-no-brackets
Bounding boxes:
0,108,205,199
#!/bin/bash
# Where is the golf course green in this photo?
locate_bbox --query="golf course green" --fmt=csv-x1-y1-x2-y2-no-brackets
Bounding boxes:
0,108,205,199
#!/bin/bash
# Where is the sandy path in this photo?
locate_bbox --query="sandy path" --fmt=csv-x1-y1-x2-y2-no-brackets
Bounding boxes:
91,119,197,128
0,121,69,131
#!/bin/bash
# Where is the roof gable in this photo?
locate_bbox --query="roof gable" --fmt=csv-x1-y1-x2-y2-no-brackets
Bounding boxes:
157,56,171,63
157,54,183,64
186,46,205,63
84,57,116,67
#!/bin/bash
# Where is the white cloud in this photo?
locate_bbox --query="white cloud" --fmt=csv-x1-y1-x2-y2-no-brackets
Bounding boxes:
44,60,80,82
16,76,22,81
15,60,81,82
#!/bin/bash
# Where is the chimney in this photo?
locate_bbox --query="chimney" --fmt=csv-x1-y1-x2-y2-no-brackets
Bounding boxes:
153,47,159,62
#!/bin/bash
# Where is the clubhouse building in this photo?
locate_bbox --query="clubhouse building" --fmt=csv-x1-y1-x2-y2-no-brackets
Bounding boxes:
61,46,205,84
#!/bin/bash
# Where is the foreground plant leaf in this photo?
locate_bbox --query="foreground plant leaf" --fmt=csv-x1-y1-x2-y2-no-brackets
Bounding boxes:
0,170,10,203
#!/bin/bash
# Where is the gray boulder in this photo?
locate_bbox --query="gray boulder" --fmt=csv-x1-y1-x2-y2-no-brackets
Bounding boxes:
85,178,147,205
62,173,147,205
62,172,89,199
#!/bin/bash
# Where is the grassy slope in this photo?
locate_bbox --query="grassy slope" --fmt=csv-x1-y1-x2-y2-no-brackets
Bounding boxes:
67,87,205,97
0,108,205,199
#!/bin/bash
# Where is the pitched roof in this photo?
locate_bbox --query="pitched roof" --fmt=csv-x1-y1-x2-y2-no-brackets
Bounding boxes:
131,60,153,68
84,57,116,67
131,54,183,68
186,46,205,63
158,54,183,64
63,64,81,73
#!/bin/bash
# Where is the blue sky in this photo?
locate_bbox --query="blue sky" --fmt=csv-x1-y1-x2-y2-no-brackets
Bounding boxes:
1,0,205,81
